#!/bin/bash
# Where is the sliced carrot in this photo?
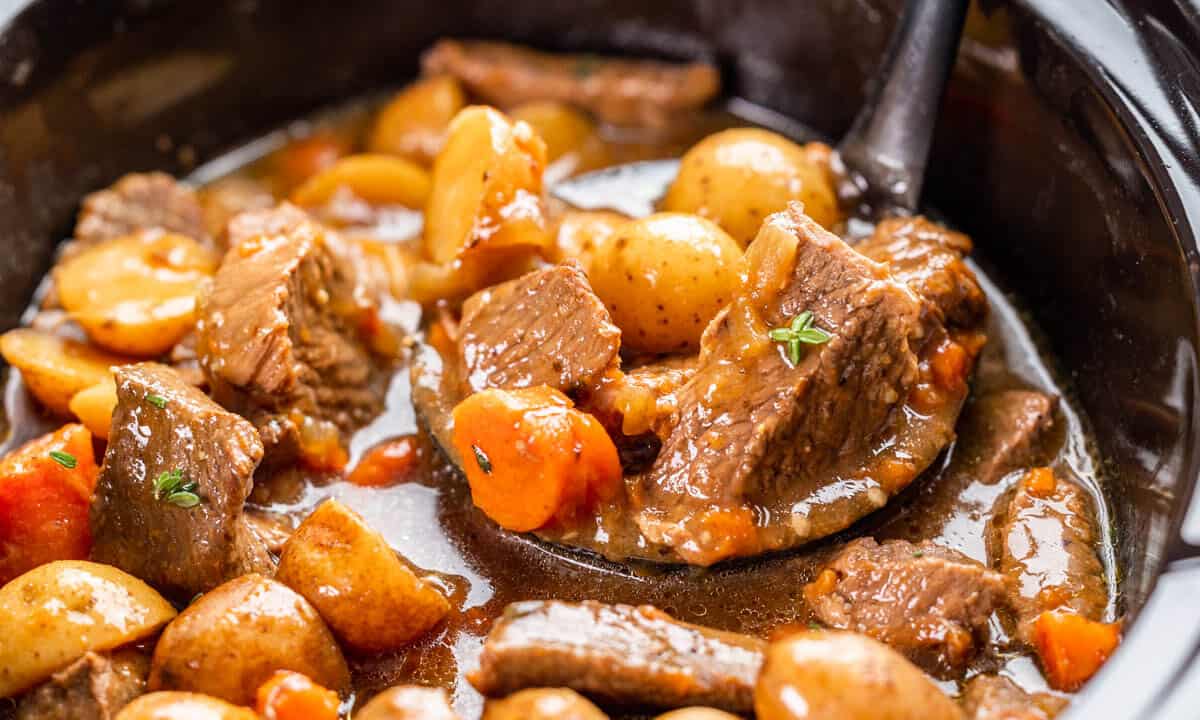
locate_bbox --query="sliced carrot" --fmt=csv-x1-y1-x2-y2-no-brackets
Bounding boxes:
255,670,340,720
1035,609,1121,691
451,386,621,532
930,336,969,390
0,424,99,585
348,435,422,487
273,133,351,191
1022,466,1058,497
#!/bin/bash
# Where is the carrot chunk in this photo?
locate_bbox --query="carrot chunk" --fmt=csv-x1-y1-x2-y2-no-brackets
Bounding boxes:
1022,466,1058,497
451,386,621,532
0,424,99,585
255,670,340,720
1035,609,1121,691
348,435,422,487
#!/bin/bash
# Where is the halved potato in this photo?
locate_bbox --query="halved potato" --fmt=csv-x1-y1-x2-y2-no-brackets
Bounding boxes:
483,688,608,720
68,375,118,439
115,692,258,720
275,499,451,653
368,75,467,166
54,231,218,357
149,574,349,706
355,686,459,720
0,328,131,415
0,560,177,698
509,101,596,163
290,153,431,209
424,106,550,265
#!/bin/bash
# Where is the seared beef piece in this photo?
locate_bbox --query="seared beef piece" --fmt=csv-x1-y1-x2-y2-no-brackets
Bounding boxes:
458,263,620,396
470,600,766,713
90,362,273,598
583,354,698,437
957,391,1057,484
993,470,1106,644
197,203,386,466
423,39,719,128
75,172,209,248
633,204,947,563
858,216,988,329
15,650,149,720
961,675,1068,720
805,537,1008,677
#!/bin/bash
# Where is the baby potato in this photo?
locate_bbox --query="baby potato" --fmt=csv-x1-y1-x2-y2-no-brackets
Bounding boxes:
0,328,131,415
55,231,218,357
590,212,742,353
355,686,459,720
0,560,177,698
68,375,117,439
662,128,843,245
550,210,628,272
149,574,350,706
368,75,467,166
115,692,259,720
483,688,609,720
290,153,431,209
755,631,962,720
509,101,596,163
424,106,551,265
275,499,451,653
656,710,742,720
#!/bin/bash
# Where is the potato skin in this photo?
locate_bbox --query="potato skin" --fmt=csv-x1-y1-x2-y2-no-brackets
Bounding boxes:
655,710,742,720
483,688,608,720
368,75,467,166
115,692,259,720
549,210,628,272
0,560,176,698
0,329,131,416
754,631,963,720
275,499,451,653
149,574,350,707
423,106,550,265
355,686,459,720
590,212,741,353
662,129,843,245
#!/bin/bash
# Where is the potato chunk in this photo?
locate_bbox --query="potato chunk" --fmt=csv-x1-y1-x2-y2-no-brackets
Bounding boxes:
589,212,742,353
54,231,218,357
276,499,451,653
149,574,350,706
0,560,176,698
115,692,259,720
754,631,962,720
0,329,131,416
424,106,550,265
483,688,608,720
68,376,118,439
368,75,467,166
662,129,843,245
356,686,459,720
290,153,431,209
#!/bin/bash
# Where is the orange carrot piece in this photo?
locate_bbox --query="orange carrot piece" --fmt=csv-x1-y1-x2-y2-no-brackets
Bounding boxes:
1035,609,1121,691
348,435,422,487
255,670,340,720
1022,466,1058,497
451,386,621,532
930,336,969,390
0,424,99,585
273,133,351,191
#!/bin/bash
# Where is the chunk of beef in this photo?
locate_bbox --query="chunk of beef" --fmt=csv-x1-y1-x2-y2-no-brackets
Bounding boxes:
857,216,988,329
958,391,1057,484
90,362,273,598
197,203,387,468
75,172,209,248
993,469,1106,644
423,39,719,128
961,675,1067,720
583,354,697,437
470,600,766,713
631,204,969,564
15,650,149,720
458,263,620,396
804,537,1008,677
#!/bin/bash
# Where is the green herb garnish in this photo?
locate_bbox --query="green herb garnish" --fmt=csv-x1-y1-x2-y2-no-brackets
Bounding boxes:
808,621,823,630
912,550,925,558
49,450,77,469
769,311,831,365
153,468,200,508
146,394,167,409
471,444,493,475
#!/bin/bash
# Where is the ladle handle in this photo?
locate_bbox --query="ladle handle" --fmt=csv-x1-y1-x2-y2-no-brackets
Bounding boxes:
838,0,969,214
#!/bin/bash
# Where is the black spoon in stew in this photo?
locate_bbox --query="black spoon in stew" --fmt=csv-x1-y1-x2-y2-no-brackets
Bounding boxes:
552,0,970,219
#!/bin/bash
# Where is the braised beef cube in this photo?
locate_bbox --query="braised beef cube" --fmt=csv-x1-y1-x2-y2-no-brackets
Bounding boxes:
75,172,209,247
958,391,1058,484
805,537,1008,677
470,600,765,713
15,649,149,720
197,203,387,468
993,468,1107,644
422,39,719,128
458,263,620,396
857,216,988,329
90,362,273,598
961,674,1068,720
